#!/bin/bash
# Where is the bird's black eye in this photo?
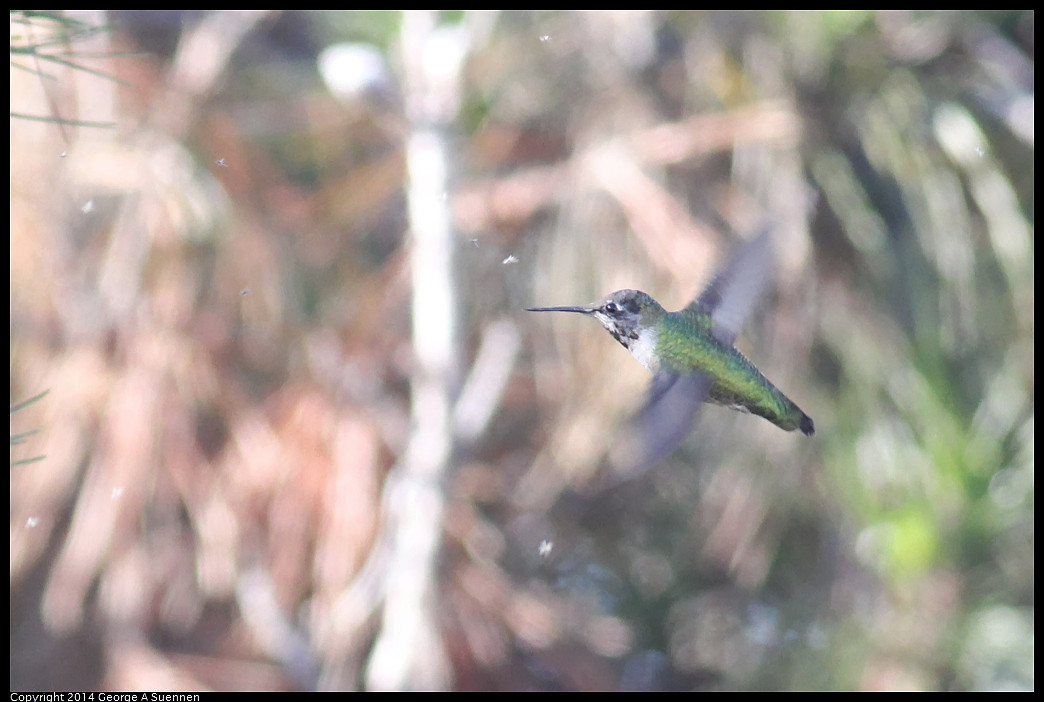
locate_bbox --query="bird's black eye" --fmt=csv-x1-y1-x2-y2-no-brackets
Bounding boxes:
604,302,618,314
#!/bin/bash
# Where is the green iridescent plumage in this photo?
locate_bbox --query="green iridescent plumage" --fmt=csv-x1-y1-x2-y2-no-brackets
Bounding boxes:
658,304,811,433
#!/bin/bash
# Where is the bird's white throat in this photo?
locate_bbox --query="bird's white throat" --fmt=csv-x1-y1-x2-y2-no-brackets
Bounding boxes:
629,327,660,373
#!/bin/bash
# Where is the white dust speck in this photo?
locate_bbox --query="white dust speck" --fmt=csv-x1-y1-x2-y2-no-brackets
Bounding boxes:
81,200,94,214
111,486,124,499
26,517,39,528
539,35,550,43
539,539,553,557
502,255,519,265
216,158,228,167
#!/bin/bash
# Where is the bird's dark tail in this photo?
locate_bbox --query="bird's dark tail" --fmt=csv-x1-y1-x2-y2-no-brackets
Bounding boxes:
800,414,815,436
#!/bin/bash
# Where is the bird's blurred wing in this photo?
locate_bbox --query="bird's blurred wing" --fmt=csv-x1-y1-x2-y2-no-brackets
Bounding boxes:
607,371,712,484
690,227,775,345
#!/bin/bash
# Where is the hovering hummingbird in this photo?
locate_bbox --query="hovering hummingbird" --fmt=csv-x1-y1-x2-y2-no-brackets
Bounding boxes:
528,229,813,476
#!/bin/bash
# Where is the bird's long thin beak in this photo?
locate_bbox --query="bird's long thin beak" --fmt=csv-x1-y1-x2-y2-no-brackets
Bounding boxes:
526,305,592,314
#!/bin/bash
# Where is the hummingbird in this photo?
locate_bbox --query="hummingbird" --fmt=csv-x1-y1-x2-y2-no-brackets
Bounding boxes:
528,229,813,476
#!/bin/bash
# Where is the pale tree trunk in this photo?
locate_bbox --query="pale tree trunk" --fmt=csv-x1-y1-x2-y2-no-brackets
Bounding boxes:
364,10,471,691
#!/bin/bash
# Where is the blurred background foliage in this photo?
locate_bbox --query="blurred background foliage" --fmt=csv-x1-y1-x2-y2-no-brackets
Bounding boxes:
10,10,1033,691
